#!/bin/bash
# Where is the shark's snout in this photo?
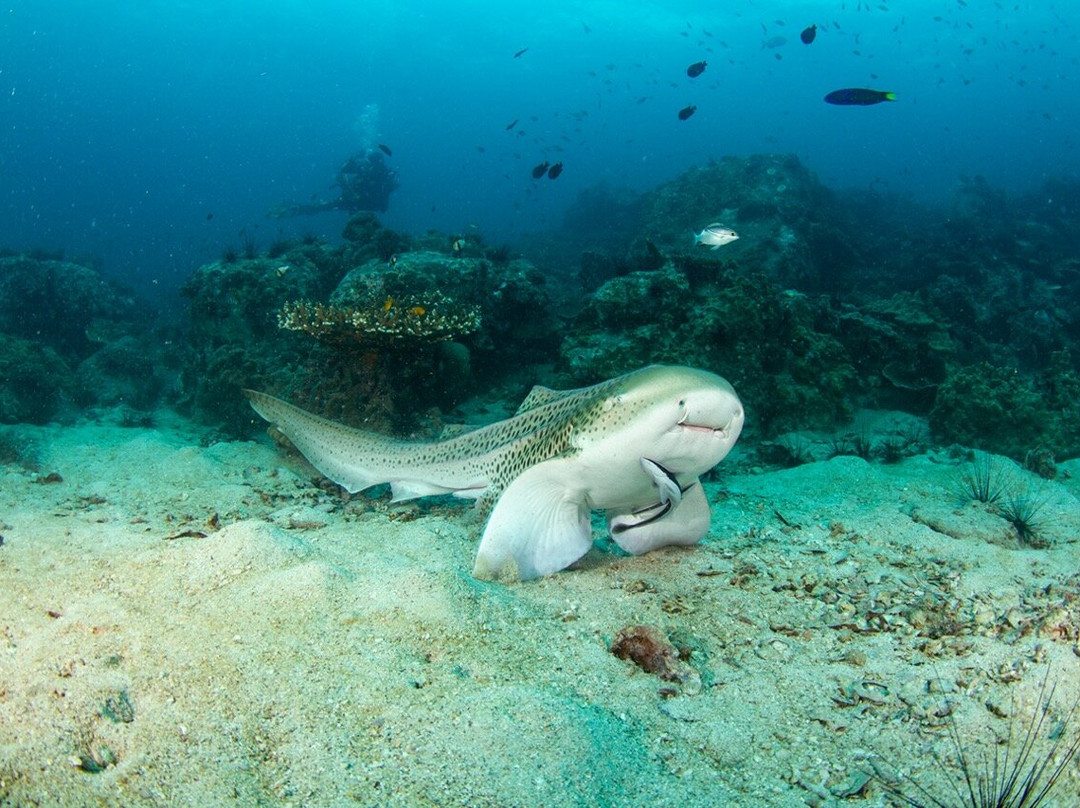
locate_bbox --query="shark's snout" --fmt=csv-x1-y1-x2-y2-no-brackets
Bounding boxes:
676,388,744,439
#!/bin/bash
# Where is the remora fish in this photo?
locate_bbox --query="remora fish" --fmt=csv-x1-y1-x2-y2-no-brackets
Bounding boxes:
245,365,743,581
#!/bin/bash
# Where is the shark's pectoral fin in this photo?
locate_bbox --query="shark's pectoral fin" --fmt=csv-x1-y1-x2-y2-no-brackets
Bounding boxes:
473,460,591,582
607,479,711,554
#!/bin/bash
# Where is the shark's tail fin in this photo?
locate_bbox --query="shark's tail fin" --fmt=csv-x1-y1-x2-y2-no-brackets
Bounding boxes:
246,390,485,502
244,389,394,494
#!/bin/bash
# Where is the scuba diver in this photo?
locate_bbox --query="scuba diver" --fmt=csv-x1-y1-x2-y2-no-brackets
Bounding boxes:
269,149,399,218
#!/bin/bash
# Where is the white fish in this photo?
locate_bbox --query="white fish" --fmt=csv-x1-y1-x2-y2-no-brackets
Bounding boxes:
694,223,739,249
245,364,744,581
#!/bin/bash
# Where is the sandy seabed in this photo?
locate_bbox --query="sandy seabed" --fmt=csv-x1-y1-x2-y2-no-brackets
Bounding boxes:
1,411,1079,807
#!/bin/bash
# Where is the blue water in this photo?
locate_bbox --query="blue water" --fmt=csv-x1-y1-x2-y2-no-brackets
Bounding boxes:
1,1,1077,303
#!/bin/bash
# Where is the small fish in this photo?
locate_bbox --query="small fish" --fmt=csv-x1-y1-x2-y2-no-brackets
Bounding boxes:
678,104,697,120
205,212,214,221
693,224,739,249
686,60,707,78
505,119,519,130
377,143,393,157
824,88,896,105
514,47,528,58
547,162,563,179
531,161,550,179
382,297,395,313
801,24,817,44
387,254,397,268
451,238,466,253
408,305,426,316
762,35,787,49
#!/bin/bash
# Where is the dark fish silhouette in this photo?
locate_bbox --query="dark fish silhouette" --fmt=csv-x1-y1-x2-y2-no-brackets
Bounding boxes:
686,60,707,78
531,161,550,179
678,105,697,120
801,24,817,44
377,143,393,157
824,88,896,105
506,119,519,130
547,162,563,179
514,47,528,58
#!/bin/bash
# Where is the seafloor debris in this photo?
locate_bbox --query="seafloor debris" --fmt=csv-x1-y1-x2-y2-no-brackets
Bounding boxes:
610,624,695,685
70,747,117,774
101,689,135,724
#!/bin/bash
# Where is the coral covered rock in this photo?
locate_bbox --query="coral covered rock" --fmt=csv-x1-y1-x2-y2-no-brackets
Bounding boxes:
179,236,559,435
836,290,954,412
75,336,161,410
0,333,72,424
179,250,343,431
332,250,558,375
561,263,857,435
931,356,1080,460
633,154,856,292
0,255,136,361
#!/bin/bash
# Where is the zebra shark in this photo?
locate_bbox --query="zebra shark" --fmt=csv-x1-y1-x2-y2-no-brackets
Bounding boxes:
244,364,743,581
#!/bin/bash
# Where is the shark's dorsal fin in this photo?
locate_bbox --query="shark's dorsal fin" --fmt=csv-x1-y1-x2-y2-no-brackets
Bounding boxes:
436,423,476,440
515,384,574,415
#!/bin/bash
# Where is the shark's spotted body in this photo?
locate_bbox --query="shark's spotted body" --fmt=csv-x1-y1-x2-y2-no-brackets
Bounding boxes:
245,364,743,581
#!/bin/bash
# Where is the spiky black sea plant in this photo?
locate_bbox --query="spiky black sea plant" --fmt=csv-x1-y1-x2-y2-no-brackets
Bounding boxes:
852,430,875,461
998,489,1051,549
828,432,856,459
240,228,258,260
761,434,814,468
959,452,1009,505
878,435,910,464
882,671,1080,808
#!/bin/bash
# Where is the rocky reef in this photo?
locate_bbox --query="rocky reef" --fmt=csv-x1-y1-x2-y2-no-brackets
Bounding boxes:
527,154,857,296
559,262,856,435
0,254,162,424
520,156,1080,464
3,155,1077,467
179,215,557,435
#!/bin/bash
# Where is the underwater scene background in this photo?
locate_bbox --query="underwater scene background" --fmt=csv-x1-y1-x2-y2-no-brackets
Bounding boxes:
2,1,1080,807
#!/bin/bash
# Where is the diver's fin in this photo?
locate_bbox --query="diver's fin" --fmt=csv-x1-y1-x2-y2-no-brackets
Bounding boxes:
472,459,591,581
607,479,711,554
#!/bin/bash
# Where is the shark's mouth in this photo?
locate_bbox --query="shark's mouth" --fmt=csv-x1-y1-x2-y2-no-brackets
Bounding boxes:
678,421,725,435
676,414,741,439
676,400,742,439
